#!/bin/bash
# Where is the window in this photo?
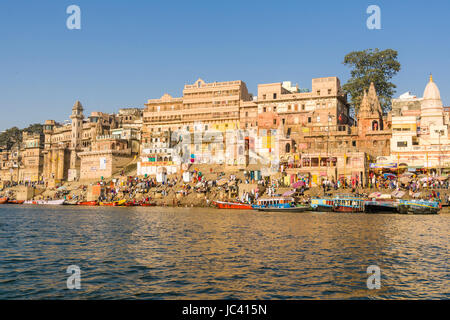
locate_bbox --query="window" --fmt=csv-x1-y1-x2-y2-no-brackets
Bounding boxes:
288,105,291,111
328,89,331,94
273,93,277,99
302,104,305,110
273,119,277,125
308,117,312,123
317,90,320,95
352,141,356,147
263,94,266,100
317,116,320,123
397,141,408,147
245,112,248,117
263,107,267,112
282,118,285,125
273,106,277,112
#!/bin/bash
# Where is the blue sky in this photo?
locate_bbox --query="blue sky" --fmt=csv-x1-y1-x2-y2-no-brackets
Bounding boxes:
1,0,449,131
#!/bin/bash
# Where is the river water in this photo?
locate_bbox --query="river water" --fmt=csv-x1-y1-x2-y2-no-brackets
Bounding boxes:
0,205,448,299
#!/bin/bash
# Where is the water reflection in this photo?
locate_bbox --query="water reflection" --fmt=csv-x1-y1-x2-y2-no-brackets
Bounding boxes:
0,206,448,299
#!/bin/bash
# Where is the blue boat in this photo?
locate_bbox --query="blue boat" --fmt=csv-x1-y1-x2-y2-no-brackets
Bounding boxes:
310,197,334,212
252,197,310,212
398,199,441,214
311,194,365,213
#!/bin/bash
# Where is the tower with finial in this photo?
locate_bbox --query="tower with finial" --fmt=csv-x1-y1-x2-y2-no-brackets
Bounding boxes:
69,101,85,180
358,82,384,136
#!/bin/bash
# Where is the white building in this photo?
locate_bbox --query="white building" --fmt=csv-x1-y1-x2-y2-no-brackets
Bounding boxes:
390,75,450,171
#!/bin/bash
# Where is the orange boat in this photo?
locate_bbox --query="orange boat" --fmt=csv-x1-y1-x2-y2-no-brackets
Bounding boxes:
212,200,253,210
7,199,25,204
0,197,8,204
78,201,98,206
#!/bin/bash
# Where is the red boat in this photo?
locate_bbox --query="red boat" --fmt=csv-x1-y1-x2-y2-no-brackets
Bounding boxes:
140,202,157,207
78,201,98,206
7,199,25,204
0,197,8,204
213,200,253,210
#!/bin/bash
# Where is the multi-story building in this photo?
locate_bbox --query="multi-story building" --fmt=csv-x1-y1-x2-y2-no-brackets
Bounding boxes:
141,78,254,171
42,101,127,182
19,132,44,182
390,76,450,173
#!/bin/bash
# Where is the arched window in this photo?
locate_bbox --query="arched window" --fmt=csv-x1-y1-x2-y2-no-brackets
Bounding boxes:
285,143,291,153
372,120,379,131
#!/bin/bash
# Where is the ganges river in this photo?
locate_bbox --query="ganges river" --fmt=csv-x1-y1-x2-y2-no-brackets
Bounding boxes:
0,205,448,299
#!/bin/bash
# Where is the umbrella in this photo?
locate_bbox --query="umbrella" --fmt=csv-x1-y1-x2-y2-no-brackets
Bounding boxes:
56,186,67,191
291,181,305,188
438,175,449,181
383,173,396,180
417,174,427,178
282,190,295,197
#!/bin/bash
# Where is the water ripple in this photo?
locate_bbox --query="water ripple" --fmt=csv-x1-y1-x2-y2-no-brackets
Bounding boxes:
0,206,448,299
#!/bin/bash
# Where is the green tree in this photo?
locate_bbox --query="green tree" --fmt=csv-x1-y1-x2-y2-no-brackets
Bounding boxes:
342,48,401,114
0,123,43,149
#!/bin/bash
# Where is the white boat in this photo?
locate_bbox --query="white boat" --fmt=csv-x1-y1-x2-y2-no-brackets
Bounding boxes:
24,199,66,205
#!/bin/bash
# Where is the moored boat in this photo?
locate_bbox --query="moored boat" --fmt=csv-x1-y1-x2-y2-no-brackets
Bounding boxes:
24,199,66,205
78,201,98,206
332,194,365,213
310,198,334,212
99,199,127,207
252,197,310,212
0,197,8,204
398,199,440,215
140,202,157,207
364,199,399,213
7,199,25,204
213,200,253,210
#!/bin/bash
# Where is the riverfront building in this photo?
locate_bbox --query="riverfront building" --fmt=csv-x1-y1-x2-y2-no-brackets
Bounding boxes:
389,76,450,173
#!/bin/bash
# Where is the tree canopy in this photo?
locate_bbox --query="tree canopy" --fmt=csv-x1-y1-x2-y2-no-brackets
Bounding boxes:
342,48,401,114
0,123,43,149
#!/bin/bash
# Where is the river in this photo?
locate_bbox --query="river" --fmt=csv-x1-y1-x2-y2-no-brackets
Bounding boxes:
0,206,448,299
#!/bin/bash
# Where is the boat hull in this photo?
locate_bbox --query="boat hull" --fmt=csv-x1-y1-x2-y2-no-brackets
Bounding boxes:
213,201,253,210
0,198,8,204
78,201,98,206
24,199,66,205
99,199,127,207
7,200,25,204
254,206,310,212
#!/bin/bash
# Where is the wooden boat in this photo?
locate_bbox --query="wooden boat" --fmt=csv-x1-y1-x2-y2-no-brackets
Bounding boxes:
310,198,334,212
213,200,253,210
398,199,440,215
125,201,140,207
78,201,98,206
364,199,399,213
99,199,127,207
0,197,8,204
7,199,25,204
24,199,66,205
332,195,365,213
252,197,310,212
140,202,157,207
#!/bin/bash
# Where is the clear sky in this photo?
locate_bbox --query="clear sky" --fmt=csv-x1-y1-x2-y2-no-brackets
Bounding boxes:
1,0,449,131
